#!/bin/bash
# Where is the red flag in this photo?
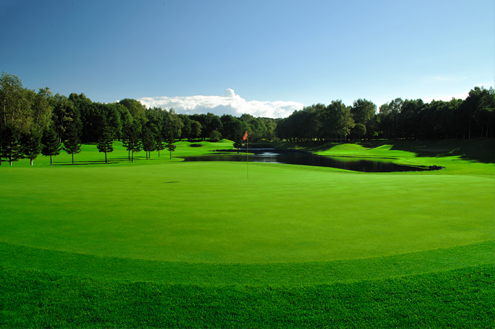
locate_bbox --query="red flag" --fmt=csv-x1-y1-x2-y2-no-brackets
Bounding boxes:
242,130,248,140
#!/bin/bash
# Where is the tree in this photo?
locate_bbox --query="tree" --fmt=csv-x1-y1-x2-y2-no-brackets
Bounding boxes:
178,114,191,140
141,126,155,160
97,118,114,164
351,99,376,139
220,114,242,141
155,132,165,157
63,122,82,165
166,131,176,159
209,129,222,142
41,125,62,165
351,123,366,140
321,100,354,141
0,73,32,134
0,126,22,166
190,120,202,141
119,98,147,130
21,131,42,166
51,94,76,142
20,87,53,166
123,122,142,162
0,73,33,165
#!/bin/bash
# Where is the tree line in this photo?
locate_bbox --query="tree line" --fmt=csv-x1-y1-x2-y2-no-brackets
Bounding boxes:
277,87,495,143
1,72,493,166
0,73,277,166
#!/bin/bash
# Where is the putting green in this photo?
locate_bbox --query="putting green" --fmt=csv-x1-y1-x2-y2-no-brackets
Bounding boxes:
0,161,492,263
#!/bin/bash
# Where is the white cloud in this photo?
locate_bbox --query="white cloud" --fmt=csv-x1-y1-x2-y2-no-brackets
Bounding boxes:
138,89,304,118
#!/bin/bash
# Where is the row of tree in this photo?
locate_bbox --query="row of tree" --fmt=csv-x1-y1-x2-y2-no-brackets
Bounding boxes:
1,71,494,165
277,87,495,142
0,73,279,166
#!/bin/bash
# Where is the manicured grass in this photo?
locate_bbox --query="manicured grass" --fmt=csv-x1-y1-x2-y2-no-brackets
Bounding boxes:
0,162,492,263
0,138,493,327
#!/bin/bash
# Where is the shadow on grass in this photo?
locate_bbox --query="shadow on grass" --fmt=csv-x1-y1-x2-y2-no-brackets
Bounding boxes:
253,139,495,164
384,139,495,164
53,157,157,166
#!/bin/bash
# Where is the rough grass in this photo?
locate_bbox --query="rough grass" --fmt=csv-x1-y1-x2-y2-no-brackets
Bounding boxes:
0,138,494,327
1,265,493,328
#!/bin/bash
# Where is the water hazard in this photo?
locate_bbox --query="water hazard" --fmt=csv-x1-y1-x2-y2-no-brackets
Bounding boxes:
182,149,430,173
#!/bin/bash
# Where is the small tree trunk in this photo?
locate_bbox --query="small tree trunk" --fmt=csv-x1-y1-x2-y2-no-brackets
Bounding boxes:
72,153,74,165
131,150,134,162
50,155,53,166
30,159,33,166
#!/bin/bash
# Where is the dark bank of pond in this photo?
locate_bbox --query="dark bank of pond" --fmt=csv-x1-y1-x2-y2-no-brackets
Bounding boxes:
182,148,438,173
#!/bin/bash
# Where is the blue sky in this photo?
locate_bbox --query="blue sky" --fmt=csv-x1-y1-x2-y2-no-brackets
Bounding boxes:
1,0,493,118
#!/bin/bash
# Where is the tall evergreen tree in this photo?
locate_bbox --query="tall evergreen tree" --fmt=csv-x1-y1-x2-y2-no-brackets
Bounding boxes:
41,126,62,165
0,127,22,166
97,118,114,164
21,131,42,166
63,122,82,165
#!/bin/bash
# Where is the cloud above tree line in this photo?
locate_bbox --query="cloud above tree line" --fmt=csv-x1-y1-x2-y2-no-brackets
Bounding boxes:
138,89,304,118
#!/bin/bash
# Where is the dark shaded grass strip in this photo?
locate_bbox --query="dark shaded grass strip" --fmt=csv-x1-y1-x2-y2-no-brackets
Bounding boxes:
0,264,493,328
0,240,492,286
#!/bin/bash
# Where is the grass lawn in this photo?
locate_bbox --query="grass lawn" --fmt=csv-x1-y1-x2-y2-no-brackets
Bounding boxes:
0,138,493,327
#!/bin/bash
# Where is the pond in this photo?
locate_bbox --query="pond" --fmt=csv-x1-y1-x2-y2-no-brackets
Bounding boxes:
182,149,433,173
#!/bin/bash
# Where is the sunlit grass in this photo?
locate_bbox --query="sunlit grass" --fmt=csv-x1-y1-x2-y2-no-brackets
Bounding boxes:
0,138,493,327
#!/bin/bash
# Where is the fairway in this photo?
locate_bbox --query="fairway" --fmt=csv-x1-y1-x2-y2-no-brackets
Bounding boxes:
0,161,492,263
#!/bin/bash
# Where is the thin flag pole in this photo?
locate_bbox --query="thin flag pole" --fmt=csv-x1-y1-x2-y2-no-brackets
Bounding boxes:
243,130,248,179
247,134,249,179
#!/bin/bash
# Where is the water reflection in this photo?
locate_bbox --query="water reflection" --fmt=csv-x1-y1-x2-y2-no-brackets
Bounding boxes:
182,151,427,173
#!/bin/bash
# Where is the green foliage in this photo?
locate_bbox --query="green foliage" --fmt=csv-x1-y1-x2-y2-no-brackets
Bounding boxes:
119,98,147,130
41,126,62,165
166,132,176,159
154,134,165,157
141,126,155,159
189,120,202,140
20,131,42,166
351,123,366,140
0,72,33,134
123,122,142,162
62,122,82,165
97,120,114,164
209,129,222,142
0,126,22,166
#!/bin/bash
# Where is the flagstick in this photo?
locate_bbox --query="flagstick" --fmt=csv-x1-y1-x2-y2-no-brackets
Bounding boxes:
246,136,249,179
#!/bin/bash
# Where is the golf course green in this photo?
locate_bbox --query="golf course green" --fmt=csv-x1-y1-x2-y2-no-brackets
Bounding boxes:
0,139,493,327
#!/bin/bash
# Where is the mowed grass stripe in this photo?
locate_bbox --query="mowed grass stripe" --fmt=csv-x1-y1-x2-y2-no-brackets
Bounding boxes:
1,264,493,328
0,240,492,286
0,162,493,263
